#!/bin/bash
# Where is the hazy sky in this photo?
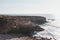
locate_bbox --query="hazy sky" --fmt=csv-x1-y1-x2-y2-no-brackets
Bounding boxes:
0,0,50,13
0,0,60,19
0,0,59,13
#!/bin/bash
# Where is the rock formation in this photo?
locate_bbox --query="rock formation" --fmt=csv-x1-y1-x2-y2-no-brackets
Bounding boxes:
0,15,46,36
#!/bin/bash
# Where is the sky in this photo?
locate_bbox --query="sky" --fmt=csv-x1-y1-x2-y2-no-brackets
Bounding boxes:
0,0,60,19
0,0,50,13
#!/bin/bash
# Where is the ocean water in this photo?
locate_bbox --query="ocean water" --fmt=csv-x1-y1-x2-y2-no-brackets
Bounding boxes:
35,16,60,40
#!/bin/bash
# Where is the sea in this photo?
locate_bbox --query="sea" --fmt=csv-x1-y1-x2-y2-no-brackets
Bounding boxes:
33,14,60,40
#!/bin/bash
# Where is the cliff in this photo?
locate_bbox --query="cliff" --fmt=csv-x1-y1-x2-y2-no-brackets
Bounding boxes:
0,15,46,36
0,15,52,40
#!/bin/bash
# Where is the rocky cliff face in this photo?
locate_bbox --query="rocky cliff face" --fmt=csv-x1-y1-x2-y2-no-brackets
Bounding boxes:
0,15,46,36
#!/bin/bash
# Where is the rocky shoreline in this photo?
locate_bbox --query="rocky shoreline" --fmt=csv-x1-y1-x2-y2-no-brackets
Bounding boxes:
0,34,51,40
0,15,52,40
